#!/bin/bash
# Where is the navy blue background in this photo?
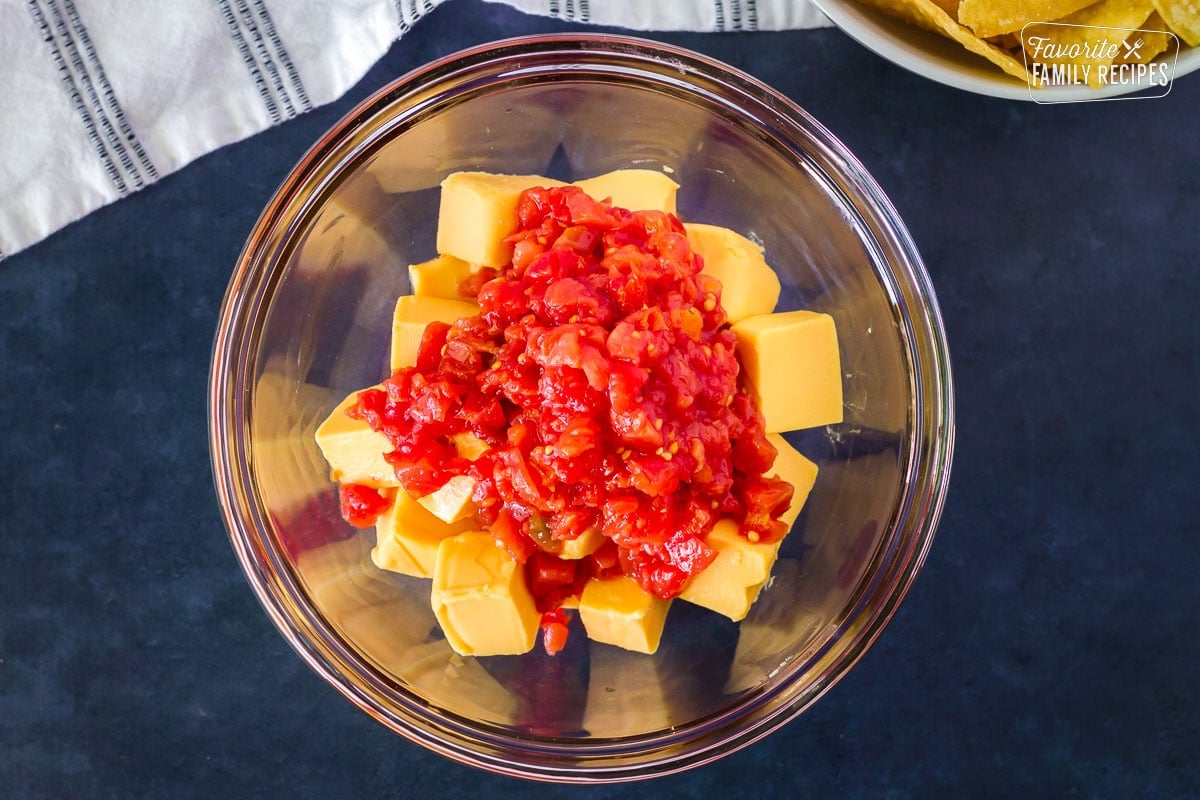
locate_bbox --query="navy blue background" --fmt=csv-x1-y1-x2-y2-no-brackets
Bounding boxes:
2,1,1197,796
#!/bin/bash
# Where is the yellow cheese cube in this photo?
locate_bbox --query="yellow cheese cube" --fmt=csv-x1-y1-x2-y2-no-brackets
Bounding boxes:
572,169,679,214
678,519,780,622
416,475,478,524
408,254,474,300
436,172,564,267
431,531,540,656
558,527,604,560
578,576,671,654
448,431,491,461
313,387,398,488
766,433,820,528
685,223,781,323
372,489,477,578
732,310,843,433
390,295,478,371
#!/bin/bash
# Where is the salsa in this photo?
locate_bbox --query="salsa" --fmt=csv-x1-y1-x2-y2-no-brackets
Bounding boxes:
348,186,794,611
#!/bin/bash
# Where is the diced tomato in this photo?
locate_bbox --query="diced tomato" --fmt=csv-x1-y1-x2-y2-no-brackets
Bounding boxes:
526,552,579,613
539,608,573,656
457,267,497,298
586,540,623,581
741,474,795,543
338,484,392,528
415,321,450,373
490,507,535,564
664,530,717,575
344,185,794,603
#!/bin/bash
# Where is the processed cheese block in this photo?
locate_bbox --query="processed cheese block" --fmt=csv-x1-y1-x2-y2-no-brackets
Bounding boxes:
572,169,679,214
431,531,540,656
416,475,478,524
766,433,820,528
732,310,843,433
390,295,478,371
684,223,781,323
578,576,671,655
408,254,474,300
558,527,604,560
448,431,491,461
678,519,780,622
372,489,477,578
313,387,398,488
436,172,565,267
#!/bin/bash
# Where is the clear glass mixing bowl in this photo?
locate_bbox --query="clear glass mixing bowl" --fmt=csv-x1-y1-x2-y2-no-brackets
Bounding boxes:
209,34,954,782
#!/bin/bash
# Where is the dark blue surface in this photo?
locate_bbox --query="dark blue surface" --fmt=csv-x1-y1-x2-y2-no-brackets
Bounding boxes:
2,2,1198,797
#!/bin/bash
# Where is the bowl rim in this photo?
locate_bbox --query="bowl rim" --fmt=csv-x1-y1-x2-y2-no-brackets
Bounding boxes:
208,32,956,783
811,0,1200,101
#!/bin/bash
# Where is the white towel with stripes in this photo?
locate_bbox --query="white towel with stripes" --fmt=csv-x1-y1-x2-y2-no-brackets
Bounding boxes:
0,0,829,259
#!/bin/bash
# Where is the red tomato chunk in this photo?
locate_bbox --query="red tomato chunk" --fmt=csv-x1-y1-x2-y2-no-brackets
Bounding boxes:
350,186,793,605
539,608,573,657
338,484,391,528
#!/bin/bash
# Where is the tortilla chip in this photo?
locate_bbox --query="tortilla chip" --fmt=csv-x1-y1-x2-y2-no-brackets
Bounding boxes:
1154,0,1200,44
1113,13,1177,62
859,0,1034,79
1019,0,1156,86
959,0,1098,36
986,31,1026,46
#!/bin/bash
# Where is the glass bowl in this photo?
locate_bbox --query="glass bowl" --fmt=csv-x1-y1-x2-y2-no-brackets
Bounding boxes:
209,34,955,782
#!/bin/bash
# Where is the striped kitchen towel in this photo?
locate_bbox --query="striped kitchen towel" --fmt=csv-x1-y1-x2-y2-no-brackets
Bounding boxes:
0,0,829,259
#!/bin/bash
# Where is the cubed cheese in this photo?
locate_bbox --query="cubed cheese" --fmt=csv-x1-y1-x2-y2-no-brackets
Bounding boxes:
732,310,843,433
408,254,474,300
578,575,671,654
431,531,540,656
558,527,604,560
390,295,478,371
448,431,491,461
436,172,564,267
678,519,779,622
685,223,781,323
573,169,679,214
416,475,477,524
313,387,398,488
372,489,477,578
766,433,820,528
